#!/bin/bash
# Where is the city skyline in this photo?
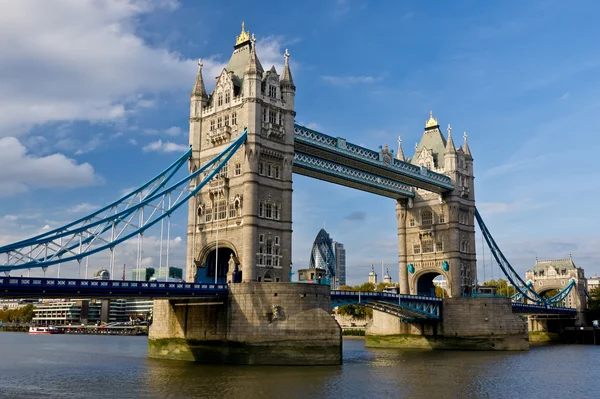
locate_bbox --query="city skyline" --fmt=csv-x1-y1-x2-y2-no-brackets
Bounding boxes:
1,1,600,285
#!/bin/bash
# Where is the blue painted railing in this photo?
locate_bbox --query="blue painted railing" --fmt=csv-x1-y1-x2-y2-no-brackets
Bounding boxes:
0,277,228,298
330,290,442,319
511,302,577,316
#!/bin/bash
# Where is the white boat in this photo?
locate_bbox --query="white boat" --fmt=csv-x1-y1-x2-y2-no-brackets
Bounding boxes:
29,326,62,335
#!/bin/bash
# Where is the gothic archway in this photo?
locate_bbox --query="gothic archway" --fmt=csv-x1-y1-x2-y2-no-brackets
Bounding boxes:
196,241,239,284
416,272,446,297
262,271,273,282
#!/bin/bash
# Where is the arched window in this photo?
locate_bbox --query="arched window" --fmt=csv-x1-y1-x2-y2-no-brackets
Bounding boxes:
421,211,433,226
263,271,273,282
230,198,241,218
225,92,230,103
217,93,223,106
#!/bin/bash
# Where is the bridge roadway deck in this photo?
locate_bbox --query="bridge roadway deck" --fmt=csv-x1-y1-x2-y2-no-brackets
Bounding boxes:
0,277,577,318
0,277,227,299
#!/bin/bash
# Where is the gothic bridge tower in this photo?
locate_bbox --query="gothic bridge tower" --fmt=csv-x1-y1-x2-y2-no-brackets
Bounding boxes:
397,112,476,297
525,257,587,324
186,23,296,284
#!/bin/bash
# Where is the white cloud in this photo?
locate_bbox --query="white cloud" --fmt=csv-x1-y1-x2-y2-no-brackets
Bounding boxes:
321,75,382,85
0,0,223,137
142,139,188,153
144,126,182,136
255,36,301,76
0,137,102,196
68,203,98,213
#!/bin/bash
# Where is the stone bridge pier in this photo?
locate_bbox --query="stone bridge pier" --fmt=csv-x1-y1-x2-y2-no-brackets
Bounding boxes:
366,297,529,350
148,283,341,365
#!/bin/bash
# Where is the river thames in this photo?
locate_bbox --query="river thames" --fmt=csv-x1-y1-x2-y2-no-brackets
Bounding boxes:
0,333,598,398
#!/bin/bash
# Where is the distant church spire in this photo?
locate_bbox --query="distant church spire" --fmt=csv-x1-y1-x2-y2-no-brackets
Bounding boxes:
191,59,207,99
396,136,405,161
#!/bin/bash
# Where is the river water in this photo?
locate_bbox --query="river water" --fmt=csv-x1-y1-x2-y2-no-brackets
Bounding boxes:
0,333,598,398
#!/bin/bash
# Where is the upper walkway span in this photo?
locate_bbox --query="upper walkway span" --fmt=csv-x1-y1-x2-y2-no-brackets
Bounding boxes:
293,124,454,198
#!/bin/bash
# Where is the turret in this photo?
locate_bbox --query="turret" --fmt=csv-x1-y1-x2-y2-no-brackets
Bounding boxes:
444,124,457,172
463,131,473,161
383,267,392,284
189,59,207,159
462,131,475,201
244,33,262,98
280,49,296,109
396,136,405,161
368,264,378,285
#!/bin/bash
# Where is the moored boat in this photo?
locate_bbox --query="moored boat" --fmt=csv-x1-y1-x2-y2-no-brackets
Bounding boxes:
29,326,62,335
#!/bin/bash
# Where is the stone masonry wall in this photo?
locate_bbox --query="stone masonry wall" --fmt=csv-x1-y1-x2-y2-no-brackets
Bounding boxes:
366,297,528,351
149,283,342,365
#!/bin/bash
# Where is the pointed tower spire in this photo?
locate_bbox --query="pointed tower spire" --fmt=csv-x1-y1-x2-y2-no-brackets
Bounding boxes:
245,33,261,75
445,124,456,153
463,131,472,159
425,110,439,129
281,48,295,88
396,136,405,161
191,59,207,99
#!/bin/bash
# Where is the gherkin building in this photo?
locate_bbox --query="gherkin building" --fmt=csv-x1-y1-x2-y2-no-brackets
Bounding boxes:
309,229,336,284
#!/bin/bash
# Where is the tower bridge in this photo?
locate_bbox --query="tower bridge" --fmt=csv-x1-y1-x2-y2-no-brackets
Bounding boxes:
0,23,587,365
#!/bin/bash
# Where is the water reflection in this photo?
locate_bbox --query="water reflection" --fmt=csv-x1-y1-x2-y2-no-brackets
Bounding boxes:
0,333,598,399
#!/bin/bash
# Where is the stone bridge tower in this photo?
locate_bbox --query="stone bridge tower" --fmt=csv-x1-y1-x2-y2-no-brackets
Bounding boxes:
186,23,296,284
525,257,587,324
397,112,476,297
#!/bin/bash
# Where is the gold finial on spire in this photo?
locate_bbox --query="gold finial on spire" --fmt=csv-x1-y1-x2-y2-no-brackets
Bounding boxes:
425,110,439,128
236,21,251,45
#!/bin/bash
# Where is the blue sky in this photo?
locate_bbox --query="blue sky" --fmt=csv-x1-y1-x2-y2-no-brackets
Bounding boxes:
1,0,599,284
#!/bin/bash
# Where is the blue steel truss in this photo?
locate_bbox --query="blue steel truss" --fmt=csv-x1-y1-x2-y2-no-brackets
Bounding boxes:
511,303,577,317
294,124,454,191
330,290,441,320
294,152,414,198
0,129,247,272
475,207,577,307
0,276,227,298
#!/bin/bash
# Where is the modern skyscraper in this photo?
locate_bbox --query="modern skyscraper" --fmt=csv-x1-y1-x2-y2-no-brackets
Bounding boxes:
333,242,346,288
308,229,336,287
